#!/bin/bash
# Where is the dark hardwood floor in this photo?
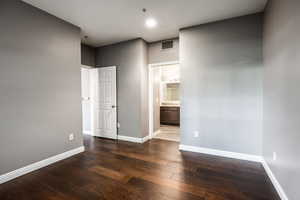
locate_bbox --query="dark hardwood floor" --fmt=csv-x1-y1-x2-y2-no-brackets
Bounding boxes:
0,136,280,200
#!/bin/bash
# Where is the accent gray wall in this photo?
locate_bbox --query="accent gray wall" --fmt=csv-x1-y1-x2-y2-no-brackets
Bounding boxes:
263,1,300,199
180,14,263,155
81,44,96,67
96,39,148,138
148,39,179,64
0,0,82,175
140,41,149,138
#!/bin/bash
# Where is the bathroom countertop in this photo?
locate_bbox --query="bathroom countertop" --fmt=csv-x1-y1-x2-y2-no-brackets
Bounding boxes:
160,105,180,107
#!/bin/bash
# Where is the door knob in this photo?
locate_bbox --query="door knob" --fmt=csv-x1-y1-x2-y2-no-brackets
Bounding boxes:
112,105,116,108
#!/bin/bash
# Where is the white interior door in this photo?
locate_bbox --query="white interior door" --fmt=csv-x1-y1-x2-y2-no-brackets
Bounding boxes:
91,66,117,139
81,67,92,135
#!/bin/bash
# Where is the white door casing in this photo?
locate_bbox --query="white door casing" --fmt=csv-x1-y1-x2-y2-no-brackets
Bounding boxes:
148,61,179,139
91,66,117,139
81,67,92,135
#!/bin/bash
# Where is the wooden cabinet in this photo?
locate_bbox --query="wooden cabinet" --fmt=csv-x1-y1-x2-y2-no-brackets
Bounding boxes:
160,106,180,125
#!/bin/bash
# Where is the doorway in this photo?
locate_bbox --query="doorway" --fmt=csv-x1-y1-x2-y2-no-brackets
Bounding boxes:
149,62,180,142
91,66,117,139
81,66,117,139
81,66,93,135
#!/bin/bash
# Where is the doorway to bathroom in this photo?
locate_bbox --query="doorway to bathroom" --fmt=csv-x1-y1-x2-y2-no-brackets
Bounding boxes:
149,62,180,142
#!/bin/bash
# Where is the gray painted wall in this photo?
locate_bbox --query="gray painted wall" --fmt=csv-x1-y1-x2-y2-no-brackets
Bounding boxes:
81,44,96,67
180,14,263,155
96,39,148,138
263,1,300,199
148,39,179,64
140,41,149,138
0,0,82,175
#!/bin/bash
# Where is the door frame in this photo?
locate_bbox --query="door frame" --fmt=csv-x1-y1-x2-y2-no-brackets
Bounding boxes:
91,66,117,139
81,65,94,136
148,61,179,139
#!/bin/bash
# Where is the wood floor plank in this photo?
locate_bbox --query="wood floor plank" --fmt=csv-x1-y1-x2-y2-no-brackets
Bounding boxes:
112,150,170,165
89,166,132,183
0,135,280,200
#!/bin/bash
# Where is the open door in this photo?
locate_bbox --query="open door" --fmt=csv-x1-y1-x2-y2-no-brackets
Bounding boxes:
81,67,92,135
91,66,117,139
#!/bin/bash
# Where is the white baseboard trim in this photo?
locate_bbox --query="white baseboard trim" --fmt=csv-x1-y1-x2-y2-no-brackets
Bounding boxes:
179,144,263,162
261,159,289,200
141,135,150,143
117,135,149,143
0,146,85,185
153,130,160,137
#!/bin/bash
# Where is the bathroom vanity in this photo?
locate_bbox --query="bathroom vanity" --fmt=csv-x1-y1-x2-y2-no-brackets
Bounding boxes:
160,106,180,125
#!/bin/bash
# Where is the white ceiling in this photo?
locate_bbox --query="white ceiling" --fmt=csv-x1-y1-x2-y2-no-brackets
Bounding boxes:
23,0,267,47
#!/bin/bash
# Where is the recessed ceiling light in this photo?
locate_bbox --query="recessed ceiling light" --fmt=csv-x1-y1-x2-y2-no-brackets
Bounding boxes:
145,18,157,28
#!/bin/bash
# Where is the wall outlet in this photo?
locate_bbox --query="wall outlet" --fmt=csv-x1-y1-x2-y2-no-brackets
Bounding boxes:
273,152,277,161
117,122,120,128
194,131,199,138
69,133,74,141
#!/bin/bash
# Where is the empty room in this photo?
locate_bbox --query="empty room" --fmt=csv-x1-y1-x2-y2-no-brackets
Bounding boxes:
0,0,299,200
